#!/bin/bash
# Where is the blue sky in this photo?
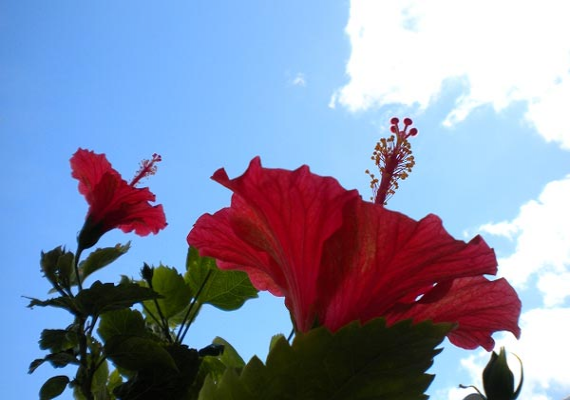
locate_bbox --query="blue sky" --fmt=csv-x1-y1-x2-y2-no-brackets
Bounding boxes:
2,1,569,399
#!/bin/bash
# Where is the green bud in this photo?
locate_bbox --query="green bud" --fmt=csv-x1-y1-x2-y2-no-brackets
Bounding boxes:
141,263,154,284
482,347,523,400
77,218,105,251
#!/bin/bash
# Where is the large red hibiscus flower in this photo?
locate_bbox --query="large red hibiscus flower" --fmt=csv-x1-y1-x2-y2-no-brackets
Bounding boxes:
187,156,520,351
71,148,167,250
187,118,520,351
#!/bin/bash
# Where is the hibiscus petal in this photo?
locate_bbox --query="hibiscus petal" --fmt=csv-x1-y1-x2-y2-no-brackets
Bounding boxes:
320,202,505,344
93,179,164,236
188,157,360,331
71,148,117,197
188,207,283,296
385,276,522,351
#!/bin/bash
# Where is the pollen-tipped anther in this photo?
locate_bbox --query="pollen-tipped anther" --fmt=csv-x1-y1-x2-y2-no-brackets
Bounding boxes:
130,153,162,187
367,117,418,205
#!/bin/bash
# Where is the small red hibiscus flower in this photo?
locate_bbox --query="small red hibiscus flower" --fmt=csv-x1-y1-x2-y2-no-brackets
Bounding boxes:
187,119,521,351
71,148,167,250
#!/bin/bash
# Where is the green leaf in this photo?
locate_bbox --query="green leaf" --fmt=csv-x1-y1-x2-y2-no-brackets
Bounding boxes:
269,334,286,353
40,247,64,283
26,296,76,312
167,302,202,329
192,337,246,397
47,351,79,368
98,309,147,343
40,375,69,399
108,369,123,397
92,358,111,400
39,329,79,352
104,335,178,372
78,242,130,284
75,281,160,317
199,318,452,400
212,337,245,369
40,247,74,291
29,358,45,374
143,265,193,322
112,344,200,400
185,246,258,311
29,351,79,373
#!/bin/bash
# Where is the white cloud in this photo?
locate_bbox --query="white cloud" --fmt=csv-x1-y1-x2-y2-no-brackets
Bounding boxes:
479,175,570,295
536,272,570,308
291,73,306,87
332,0,570,148
445,308,570,400
442,175,570,399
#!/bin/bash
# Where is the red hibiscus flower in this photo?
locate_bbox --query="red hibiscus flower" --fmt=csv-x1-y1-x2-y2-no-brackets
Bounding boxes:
187,156,520,351
71,148,167,250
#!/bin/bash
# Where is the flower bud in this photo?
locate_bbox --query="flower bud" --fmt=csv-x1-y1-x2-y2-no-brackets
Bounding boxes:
482,347,523,400
141,263,154,284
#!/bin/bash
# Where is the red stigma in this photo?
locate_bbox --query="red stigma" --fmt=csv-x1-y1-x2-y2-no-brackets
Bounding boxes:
130,153,162,187
367,117,418,205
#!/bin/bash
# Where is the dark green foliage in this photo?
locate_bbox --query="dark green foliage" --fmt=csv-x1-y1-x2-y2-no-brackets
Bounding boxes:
40,247,74,292
29,350,79,374
75,281,161,317
40,375,70,399
112,344,201,400
77,243,131,285
105,335,179,372
39,329,80,352
192,337,246,398
199,319,452,400
26,296,76,312
98,309,147,342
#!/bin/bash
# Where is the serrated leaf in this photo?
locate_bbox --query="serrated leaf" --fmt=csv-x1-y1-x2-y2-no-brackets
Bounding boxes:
92,358,111,400
75,281,160,317
199,318,452,400
98,309,147,343
200,365,255,400
143,265,193,322
46,351,80,369
269,334,286,353
212,337,245,369
104,335,178,372
26,296,75,312
40,375,69,399
112,344,200,400
29,351,79,374
40,247,74,291
108,369,123,396
78,242,130,284
192,337,246,396
40,247,64,283
39,329,79,352
185,246,258,311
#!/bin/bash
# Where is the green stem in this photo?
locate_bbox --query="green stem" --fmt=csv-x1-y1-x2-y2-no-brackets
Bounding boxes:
74,248,84,292
76,316,94,400
176,270,212,343
148,281,172,343
287,327,295,343
142,303,162,326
